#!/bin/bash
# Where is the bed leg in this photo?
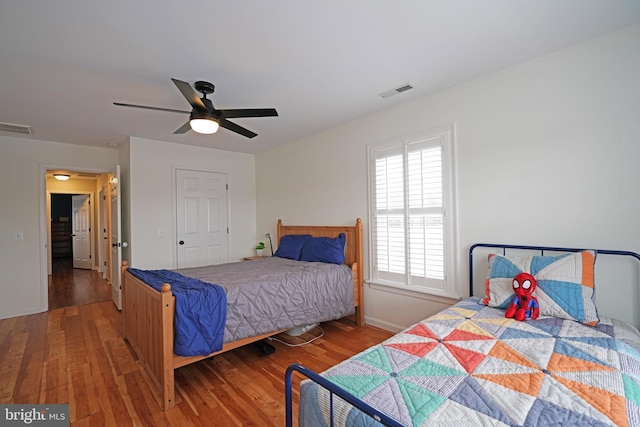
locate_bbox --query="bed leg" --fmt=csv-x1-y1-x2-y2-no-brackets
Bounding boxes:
354,219,364,327
356,306,364,326
351,259,365,326
161,283,176,410
163,375,175,410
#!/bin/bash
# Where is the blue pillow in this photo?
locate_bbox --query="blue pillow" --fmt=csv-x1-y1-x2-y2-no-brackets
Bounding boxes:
274,234,312,260
300,233,346,264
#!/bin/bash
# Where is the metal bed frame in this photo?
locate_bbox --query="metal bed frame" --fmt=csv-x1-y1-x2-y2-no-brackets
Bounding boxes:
285,243,640,427
285,364,404,427
468,243,640,296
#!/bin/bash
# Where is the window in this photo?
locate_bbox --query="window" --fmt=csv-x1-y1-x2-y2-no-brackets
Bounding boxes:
368,125,458,298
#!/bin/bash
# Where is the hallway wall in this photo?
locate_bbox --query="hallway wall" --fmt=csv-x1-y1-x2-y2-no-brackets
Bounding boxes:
0,136,118,319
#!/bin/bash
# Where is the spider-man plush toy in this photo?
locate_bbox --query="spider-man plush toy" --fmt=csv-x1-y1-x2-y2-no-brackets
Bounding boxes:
505,272,540,321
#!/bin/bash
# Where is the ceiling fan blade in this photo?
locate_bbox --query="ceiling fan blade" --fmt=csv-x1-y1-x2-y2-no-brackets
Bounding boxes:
219,118,257,139
113,102,190,115
171,78,208,112
173,121,192,134
219,108,278,119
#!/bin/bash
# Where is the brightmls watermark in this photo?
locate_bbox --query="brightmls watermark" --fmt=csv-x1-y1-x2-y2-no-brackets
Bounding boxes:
1,405,69,426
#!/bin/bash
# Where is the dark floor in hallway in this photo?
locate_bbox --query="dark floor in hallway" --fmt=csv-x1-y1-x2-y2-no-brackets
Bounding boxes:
48,257,112,310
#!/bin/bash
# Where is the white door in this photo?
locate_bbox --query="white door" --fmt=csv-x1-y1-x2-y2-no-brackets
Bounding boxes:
176,169,228,268
110,166,125,310
72,194,92,269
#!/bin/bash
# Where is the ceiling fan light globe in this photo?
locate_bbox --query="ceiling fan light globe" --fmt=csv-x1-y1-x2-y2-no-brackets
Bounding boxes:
190,118,219,134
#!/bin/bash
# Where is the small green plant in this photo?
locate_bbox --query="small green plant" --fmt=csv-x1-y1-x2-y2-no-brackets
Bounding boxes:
256,242,265,250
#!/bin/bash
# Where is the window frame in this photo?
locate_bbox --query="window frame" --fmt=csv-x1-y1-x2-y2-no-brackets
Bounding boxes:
366,124,459,298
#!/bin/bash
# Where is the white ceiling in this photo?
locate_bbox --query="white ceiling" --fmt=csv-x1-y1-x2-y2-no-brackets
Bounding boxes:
1,1,639,154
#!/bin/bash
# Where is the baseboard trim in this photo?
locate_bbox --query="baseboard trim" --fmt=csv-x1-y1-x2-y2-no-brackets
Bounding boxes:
363,316,405,334
0,305,47,321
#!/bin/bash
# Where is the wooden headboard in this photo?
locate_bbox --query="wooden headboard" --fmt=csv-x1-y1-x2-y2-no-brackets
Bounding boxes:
276,218,364,325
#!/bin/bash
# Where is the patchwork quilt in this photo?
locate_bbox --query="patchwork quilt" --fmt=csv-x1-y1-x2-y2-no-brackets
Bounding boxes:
299,298,640,426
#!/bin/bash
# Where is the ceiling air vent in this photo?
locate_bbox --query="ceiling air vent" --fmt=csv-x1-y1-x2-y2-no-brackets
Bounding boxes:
377,83,414,99
0,121,33,135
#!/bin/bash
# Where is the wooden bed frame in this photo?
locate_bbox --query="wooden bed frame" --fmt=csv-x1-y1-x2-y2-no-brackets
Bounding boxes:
121,218,364,410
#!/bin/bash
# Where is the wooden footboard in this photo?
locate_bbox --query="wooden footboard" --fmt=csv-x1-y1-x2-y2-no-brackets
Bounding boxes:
122,218,365,410
122,263,291,409
122,262,176,409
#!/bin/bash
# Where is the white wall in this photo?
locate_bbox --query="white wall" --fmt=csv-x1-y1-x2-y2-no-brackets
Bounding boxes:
2,25,638,327
0,134,258,319
257,24,640,331
127,137,257,269
0,136,119,319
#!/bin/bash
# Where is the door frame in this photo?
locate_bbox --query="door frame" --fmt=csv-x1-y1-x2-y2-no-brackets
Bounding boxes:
39,164,110,312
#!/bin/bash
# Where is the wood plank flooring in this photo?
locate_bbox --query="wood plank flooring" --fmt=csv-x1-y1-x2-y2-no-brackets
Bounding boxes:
48,257,112,310
0,301,392,426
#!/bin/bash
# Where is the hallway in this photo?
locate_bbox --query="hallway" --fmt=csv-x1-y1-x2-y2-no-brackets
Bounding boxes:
48,257,112,310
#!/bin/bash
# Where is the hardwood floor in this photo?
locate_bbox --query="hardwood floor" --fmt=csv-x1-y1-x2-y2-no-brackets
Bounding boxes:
48,257,112,310
0,301,392,426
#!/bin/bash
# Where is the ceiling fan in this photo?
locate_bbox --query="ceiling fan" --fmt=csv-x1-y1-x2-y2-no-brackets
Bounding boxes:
113,78,278,139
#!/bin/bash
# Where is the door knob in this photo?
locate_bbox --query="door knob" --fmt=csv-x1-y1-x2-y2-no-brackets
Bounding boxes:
179,240,185,245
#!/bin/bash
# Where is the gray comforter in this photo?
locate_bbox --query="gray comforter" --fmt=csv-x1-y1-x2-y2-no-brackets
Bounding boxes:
175,257,354,343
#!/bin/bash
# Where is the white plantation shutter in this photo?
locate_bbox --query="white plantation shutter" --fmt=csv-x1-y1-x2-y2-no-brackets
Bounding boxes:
408,145,444,286
374,148,405,278
369,126,457,297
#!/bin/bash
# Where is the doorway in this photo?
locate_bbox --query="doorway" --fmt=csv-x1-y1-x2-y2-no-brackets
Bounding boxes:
45,171,112,310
